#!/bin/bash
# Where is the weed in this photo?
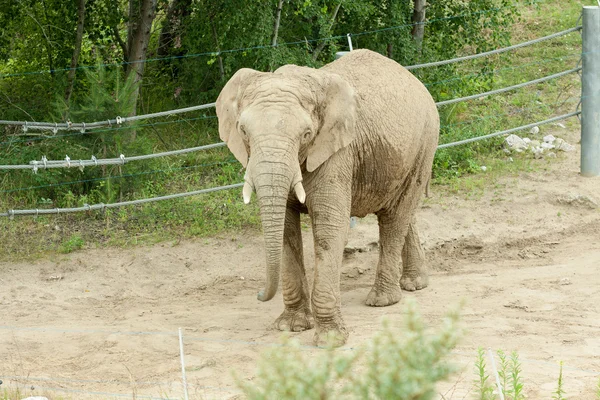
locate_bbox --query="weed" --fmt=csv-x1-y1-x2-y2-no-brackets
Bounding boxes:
474,347,494,400
58,234,85,254
238,299,462,400
553,361,566,400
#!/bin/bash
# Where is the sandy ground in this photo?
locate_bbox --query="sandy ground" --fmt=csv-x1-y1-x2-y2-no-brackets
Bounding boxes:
1,126,599,400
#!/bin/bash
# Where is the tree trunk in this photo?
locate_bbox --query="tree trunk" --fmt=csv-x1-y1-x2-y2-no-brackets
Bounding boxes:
411,0,426,51
386,43,393,58
312,1,343,61
126,0,158,125
65,0,86,104
157,0,192,58
271,0,284,46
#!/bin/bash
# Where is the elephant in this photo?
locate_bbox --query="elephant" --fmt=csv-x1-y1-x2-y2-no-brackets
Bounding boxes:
216,49,439,346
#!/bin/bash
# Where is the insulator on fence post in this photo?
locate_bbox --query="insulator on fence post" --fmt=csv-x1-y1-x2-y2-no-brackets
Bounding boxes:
581,5,600,177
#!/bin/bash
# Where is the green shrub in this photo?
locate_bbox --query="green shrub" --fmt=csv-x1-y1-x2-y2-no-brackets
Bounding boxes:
238,299,462,400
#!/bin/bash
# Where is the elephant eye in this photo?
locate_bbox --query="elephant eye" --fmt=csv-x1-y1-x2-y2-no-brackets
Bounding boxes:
303,129,312,141
239,125,248,137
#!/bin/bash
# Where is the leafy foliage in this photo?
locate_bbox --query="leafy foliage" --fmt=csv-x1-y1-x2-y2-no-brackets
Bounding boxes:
238,299,462,400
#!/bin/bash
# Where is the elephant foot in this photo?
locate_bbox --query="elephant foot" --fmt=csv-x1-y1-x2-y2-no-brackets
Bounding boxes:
313,324,348,348
400,274,429,291
274,307,314,332
365,284,402,307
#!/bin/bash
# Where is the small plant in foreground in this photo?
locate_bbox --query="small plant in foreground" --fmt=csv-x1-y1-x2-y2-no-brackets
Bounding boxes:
508,351,525,400
475,347,494,400
237,299,462,400
553,361,565,400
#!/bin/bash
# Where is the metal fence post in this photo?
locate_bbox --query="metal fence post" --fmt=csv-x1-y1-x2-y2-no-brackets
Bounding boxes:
581,6,600,177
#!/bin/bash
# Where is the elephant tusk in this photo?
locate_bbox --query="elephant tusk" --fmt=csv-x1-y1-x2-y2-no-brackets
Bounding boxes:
294,182,306,204
243,181,253,204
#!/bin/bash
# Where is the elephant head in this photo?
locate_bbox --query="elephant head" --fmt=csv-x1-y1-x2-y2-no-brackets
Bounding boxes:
216,65,358,302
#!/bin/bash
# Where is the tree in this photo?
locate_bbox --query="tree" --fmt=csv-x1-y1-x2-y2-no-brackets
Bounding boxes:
65,0,87,103
125,0,158,117
411,0,426,51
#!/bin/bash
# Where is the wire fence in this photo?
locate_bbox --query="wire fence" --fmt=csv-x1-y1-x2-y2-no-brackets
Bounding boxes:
0,10,592,400
0,18,582,216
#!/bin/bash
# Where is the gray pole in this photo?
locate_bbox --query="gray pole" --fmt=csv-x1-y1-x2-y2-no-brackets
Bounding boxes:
581,6,600,177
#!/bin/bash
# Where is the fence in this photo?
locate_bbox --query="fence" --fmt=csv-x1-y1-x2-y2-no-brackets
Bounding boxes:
0,22,589,217
1,5,599,400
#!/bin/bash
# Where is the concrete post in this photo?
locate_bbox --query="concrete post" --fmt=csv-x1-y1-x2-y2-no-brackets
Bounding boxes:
581,6,600,177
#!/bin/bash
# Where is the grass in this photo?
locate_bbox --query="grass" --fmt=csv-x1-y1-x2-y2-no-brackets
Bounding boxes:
0,0,595,260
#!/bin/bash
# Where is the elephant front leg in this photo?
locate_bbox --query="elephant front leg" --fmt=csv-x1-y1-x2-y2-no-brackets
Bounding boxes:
400,216,429,291
310,206,350,347
274,206,314,332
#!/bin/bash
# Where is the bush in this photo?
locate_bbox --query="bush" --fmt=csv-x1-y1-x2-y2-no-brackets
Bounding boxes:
238,299,462,400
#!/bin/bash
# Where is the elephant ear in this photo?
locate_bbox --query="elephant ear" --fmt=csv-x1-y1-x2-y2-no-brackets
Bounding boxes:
216,68,262,167
306,72,357,172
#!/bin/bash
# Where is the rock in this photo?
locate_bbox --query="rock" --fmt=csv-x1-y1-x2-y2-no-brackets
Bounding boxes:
559,278,572,286
531,146,544,159
541,142,555,150
555,138,575,152
21,397,49,400
543,134,556,143
505,134,528,152
546,152,557,158
523,137,531,144
530,126,540,134
553,122,567,129
556,194,598,209
530,140,541,148
480,166,487,172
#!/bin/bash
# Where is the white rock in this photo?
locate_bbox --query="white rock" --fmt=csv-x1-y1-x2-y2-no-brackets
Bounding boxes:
543,134,556,143
480,166,487,172
532,147,544,159
546,152,557,158
505,134,528,152
530,126,540,134
554,122,566,129
530,140,541,148
560,278,572,286
555,139,575,152
541,142,555,150
523,137,531,144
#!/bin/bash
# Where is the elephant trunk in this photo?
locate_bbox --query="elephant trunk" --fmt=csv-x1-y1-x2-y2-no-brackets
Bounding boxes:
249,149,302,302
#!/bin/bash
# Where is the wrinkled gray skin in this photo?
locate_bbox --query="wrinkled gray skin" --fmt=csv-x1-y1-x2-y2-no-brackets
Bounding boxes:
216,49,439,346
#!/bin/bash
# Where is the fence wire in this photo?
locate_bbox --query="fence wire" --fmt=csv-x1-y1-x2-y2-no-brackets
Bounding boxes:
0,16,577,133
405,26,581,70
0,67,580,173
0,110,580,218
436,67,581,107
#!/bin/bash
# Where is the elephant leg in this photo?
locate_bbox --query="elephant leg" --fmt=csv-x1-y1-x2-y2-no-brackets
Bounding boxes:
274,205,314,332
309,196,351,347
365,208,406,307
400,215,429,291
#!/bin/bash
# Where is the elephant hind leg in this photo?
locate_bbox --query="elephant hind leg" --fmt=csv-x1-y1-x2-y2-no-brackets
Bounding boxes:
366,165,429,306
365,207,406,307
400,215,428,291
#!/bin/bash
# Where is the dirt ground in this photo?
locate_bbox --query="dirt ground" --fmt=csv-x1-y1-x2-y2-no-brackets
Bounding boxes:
1,125,599,400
